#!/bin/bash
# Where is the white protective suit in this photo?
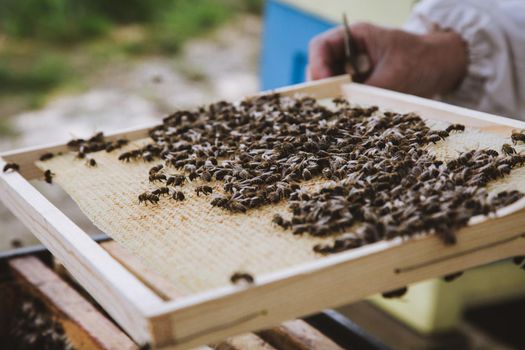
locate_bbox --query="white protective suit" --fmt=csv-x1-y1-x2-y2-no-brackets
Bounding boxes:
404,0,525,121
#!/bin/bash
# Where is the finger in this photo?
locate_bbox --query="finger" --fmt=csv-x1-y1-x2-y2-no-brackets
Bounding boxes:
347,22,379,64
308,26,346,80
365,60,406,92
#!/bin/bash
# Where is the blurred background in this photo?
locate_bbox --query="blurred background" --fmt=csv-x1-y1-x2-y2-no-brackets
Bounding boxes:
0,0,263,248
0,0,417,249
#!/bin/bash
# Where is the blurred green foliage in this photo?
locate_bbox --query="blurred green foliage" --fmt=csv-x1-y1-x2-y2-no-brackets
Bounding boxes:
0,0,262,44
0,0,262,115
0,0,111,43
151,0,233,54
0,54,69,93
0,118,18,137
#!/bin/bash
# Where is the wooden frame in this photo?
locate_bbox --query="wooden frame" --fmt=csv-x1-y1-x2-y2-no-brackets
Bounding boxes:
1,76,524,349
9,256,138,350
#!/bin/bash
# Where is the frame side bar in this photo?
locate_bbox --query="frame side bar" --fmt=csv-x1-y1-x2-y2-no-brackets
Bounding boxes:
272,75,351,98
342,83,525,131
1,123,154,180
0,162,165,346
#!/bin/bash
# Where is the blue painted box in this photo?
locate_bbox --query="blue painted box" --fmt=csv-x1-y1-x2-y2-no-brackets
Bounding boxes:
260,0,335,90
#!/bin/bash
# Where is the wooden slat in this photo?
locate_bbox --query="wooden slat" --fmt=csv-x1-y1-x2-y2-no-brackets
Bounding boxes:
215,333,277,350
342,83,525,133
10,256,138,350
258,320,343,350
274,75,351,99
0,165,164,346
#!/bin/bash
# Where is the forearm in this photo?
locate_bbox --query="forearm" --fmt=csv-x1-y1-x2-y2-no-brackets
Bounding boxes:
421,31,467,96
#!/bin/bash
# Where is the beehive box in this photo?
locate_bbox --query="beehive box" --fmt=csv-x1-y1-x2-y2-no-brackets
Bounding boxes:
1,76,525,349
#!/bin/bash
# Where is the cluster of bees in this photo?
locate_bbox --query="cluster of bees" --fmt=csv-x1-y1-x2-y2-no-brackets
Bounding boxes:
302,147,524,255
10,298,71,350
112,93,525,255
0,132,131,184
66,132,129,163
2,132,129,177
137,163,215,206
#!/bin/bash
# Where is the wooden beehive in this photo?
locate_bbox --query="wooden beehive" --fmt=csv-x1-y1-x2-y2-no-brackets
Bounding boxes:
1,76,524,349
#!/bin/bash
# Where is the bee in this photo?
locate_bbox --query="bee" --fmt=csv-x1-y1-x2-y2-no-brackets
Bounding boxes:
381,286,408,299
152,187,170,197
143,152,155,162
265,174,280,184
10,238,22,248
230,272,254,285
272,213,291,229
44,170,54,184
67,138,85,149
314,235,362,254
166,174,185,186
105,143,116,153
509,154,525,166
86,158,97,167
322,168,332,179
39,153,54,161
149,165,164,175
88,132,104,143
497,164,511,176
210,195,229,207
119,151,139,162
138,192,159,205
195,185,213,196
214,169,228,180
437,130,450,139
332,97,349,106
229,201,247,213
445,124,465,133
438,229,457,245
484,149,499,157
3,162,20,173
426,134,442,144
511,132,525,145
443,271,463,282
201,170,212,182
115,139,129,147
172,191,185,201
502,143,516,156
302,168,312,180
249,196,263,207
149,174,166,183
513,256,524,266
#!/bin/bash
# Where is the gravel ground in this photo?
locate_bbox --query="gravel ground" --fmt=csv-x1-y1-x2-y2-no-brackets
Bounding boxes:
0,16,261,251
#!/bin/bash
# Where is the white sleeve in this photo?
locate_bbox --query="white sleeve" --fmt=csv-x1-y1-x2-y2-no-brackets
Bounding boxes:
404,0,525,121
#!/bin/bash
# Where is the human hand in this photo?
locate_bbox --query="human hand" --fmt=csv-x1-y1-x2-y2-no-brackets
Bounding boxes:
308,22,467,98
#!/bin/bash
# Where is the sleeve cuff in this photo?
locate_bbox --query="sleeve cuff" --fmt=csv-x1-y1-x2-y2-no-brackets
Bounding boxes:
403,0,517,116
